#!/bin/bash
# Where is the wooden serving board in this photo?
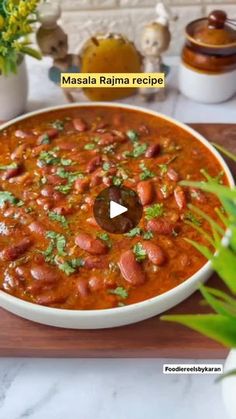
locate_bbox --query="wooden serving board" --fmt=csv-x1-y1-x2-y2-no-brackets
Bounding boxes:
0,123,235,358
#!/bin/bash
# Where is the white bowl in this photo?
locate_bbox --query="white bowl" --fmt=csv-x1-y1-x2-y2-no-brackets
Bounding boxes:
0,103,234,329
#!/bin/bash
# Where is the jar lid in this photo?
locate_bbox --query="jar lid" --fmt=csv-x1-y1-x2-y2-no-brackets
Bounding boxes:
186,10,236,47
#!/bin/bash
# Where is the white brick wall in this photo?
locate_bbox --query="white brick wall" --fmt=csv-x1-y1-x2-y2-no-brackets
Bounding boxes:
53,0,236,55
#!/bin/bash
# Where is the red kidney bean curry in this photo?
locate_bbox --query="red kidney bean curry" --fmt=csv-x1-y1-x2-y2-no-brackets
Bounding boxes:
0,107,227,309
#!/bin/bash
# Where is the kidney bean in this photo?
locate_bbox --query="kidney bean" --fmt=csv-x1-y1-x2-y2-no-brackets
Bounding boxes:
75,232,108,255
30,265,59,283
89,276,104,292
142,242,166,266
28,221,46,236
57,140,78,151
90,172,102,187
11,144,27,160
76,279,90,297
32,144,49,157
84,256,108,270
174,186,186,211
109,186,121,202
36,197,53,211
40,185,55,197
0,237,32,261
98,132,115,146
47,174,67,186
147,218,176,235
74,177,89,193
86,216,98,227
34,293,67,305
72,117,87,132
9,172,31,186
86,156,102,173
53,205,73,216
37,129,58,144
15,130,31,139
167,167,179,182
137,180,154,206
52,191,64,202
2,164,22,180
145,143,160,158
119,250,146,285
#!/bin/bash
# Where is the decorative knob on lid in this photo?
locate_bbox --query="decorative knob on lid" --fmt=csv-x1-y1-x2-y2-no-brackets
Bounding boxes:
208,10,227,29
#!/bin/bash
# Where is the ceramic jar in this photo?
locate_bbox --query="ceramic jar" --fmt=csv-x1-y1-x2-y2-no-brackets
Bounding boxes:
179,10,236,104
0,56,28,121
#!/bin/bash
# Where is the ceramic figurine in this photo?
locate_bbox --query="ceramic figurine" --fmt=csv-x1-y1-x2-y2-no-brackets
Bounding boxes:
36,2,80,102
140,2,175,102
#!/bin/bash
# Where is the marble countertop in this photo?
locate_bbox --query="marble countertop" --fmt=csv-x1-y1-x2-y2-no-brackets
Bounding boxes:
0,57,235,419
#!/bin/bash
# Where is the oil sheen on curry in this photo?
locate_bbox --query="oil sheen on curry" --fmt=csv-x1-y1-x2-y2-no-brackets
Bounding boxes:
0,107,227,310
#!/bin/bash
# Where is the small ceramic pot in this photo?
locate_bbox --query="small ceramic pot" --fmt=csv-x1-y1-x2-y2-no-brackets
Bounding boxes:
179,10,236,103
222,349,236,419
0,56,28,120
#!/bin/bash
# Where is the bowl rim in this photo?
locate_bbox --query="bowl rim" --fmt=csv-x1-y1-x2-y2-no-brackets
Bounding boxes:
0,101,234,320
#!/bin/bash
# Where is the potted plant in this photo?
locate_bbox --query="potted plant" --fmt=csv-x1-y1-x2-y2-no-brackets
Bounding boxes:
0,0,41,120
162,145,236,419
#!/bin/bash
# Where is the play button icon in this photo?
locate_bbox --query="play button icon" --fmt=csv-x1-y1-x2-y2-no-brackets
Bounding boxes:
93,186,143,234
110,200,127,219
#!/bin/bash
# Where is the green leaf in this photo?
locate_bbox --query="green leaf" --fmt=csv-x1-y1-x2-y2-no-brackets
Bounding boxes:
144,203,164,220
126,130,139,142
0,191,23,207
181,181,236,203
188,204,224,236
84,143,96,150
211,246,236,294
48,211,69,229
212,143,236,163
184,238,213,260
133,242,147,262
108,286,128,299
161,314,236,347
125,227,142,237
200,286,236,318
184,220,215,247
51,120,64,131
139,162,155,180
0,162,18,170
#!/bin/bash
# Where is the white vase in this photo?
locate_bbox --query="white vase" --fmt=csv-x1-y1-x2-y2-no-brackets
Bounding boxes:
222,349,236,419
0,57,28,121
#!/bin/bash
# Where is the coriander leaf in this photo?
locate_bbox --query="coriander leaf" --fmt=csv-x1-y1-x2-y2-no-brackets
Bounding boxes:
126,130,139,142
102,162,110,171
51,120,64,131
57,257,84,275
145,203,164,220
109,286,128,299
125,142,147,158
38,134,50,145
142,230,153,240
0,191,23,207
39,149,60,166
125,227,142,237
61,158,72,166
139,162,155,180
97,232,112,248
55,183,72,194
48,211,69,229
84,143,96,150
158,164,168,176
112,176,123,187
133,242,147,262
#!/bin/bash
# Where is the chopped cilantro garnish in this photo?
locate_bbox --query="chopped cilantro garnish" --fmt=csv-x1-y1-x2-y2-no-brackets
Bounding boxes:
57,258,84,275
133,242,147,262
0,162,18,170
184,211,202,227
48,211,69,229
84,143,96,150
0,191,23,207
158,164,168,176
56,168,84,194
112,176,123,187
145,203,164,220
39,134,50,145
126,130,139,143
142,230,153,240
139,162,155,180
97,232,112,247
125,142,147,158
102,162,110,171
44,231,66,260
109,286,128,299
60,158,72,166
55,184,73,194
125,227,142,237
39,149,72,167
51,120,64,131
